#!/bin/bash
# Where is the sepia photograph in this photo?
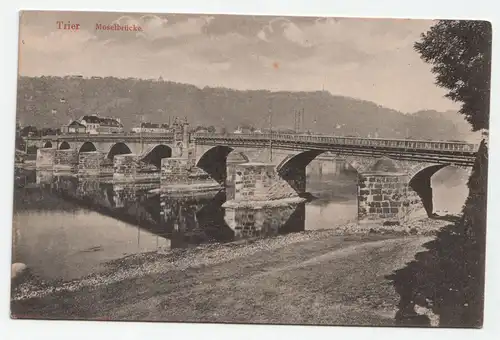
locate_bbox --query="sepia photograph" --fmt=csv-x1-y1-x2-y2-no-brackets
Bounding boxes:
10,10,491,328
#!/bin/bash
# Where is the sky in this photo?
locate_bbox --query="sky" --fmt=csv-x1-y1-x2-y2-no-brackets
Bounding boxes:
18,11,460,113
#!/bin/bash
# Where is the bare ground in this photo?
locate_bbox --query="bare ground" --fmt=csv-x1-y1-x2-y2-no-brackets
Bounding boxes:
11,230,434,326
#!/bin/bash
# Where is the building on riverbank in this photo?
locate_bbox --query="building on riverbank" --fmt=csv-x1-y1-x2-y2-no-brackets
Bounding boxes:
61,120,86,134
131,122,170,134
61,113,124,135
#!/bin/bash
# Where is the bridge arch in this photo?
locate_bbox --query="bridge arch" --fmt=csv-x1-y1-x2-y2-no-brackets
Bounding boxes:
79,142,97,153
276,150,325,193
107,142,132,160
59,141,71,150
196,146,248,184
43,141,52,148
140,144,172,168
276,151,388,192
409,164,470,217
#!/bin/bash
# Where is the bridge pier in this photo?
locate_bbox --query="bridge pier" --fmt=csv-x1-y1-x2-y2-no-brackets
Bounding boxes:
54,149,79,173
225,162,302,204
160,157,222,196
78,151,105,177
357,171,427,226
113,154,139,183
36,148,56,170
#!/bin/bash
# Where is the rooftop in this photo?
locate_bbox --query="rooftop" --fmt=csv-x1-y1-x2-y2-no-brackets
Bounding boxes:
140,122,170,129
80,115,122,127
67,120,85,127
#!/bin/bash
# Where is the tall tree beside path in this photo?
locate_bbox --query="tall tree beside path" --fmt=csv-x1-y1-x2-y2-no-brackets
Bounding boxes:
415,20,492,132
389,20,491,328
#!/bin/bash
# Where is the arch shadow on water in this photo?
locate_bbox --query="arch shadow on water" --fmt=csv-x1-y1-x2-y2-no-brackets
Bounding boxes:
47,176,232,247
163,191,234,249
19,169,310,252
50,178,166,239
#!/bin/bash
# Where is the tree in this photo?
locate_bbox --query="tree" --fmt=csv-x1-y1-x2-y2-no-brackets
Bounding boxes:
20,125,38,137
414,20,492,131
389,20,491,328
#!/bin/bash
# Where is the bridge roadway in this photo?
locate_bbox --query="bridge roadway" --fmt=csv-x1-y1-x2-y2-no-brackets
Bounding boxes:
29,132,478,166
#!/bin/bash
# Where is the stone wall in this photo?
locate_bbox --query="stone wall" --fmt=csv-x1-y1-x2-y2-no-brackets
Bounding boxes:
161,158,190,183
404,186,428,221
78,151,105,177
36,148,56,169
54,149,79,171
357,172,427,225
229,163,298,202
161,157,217,187
113,154,139,182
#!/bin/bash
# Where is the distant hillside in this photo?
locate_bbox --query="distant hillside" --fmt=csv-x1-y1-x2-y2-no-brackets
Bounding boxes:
16,76,475,141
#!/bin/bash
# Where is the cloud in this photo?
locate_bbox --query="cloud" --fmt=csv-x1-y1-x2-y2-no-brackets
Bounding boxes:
21,26,97,55
282,22,311,47
256,17,293,43
114,14,213,41
17,12,456,113
259,17,432,55
256,29,268,42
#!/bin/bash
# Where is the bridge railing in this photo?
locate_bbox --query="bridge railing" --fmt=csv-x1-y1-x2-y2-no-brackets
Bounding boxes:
27,132,175,140
193,133,478,153
26,132,478,153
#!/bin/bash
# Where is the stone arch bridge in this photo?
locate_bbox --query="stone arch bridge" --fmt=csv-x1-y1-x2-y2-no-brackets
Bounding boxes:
26,133,478,225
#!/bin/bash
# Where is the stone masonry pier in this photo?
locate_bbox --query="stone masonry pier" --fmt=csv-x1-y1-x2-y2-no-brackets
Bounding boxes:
78,151,105,177
160,157,222,196
36,148,56,170
224,162,303,208
357,172,426,225
113,154,139,183
54,149,79,173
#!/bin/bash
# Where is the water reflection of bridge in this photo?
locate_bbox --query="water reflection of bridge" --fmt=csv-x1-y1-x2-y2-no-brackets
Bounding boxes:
23,171,306,249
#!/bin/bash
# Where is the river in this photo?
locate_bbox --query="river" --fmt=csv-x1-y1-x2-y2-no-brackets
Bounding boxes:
11,163,470,282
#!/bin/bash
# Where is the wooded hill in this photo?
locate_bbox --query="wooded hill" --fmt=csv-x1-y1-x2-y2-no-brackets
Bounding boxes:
16,76,476,141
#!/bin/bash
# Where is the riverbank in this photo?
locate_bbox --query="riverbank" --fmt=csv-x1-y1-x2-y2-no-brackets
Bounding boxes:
11,216,454,325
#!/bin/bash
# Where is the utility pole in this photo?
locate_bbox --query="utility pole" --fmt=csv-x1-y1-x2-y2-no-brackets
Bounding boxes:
294,109,298,133
301,108,304,132
293,108,304,133
140,114,144,154
268,96,273,162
